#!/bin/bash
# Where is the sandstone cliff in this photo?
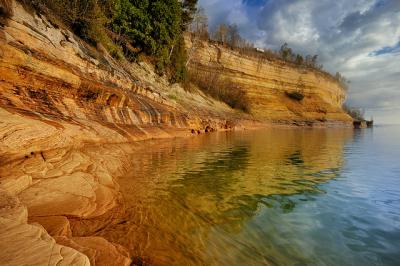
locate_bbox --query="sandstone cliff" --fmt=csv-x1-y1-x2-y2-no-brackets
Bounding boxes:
187,37,353,126
0,1,351,265
0,2,256,265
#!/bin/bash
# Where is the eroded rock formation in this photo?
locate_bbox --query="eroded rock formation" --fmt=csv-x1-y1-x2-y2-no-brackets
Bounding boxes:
0,189,90,265
0,1,352,265
187,37,353,126
0,2,256,265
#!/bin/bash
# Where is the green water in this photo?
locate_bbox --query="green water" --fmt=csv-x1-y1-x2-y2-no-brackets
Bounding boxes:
98,127,400,265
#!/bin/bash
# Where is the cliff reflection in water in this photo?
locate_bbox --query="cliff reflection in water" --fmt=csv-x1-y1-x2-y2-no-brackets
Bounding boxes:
97,128,352,265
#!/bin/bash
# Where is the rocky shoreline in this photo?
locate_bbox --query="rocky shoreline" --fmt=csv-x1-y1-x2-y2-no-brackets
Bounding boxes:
0,2,352,265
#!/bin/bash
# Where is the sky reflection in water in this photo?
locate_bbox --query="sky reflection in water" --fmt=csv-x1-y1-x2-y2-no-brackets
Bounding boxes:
98,127,400,266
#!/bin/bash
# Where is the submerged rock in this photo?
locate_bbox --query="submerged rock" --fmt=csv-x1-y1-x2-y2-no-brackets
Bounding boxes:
0,0,351,265
0,189,90,266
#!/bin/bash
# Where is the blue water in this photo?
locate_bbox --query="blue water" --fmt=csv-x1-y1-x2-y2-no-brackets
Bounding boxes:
99,126,400,265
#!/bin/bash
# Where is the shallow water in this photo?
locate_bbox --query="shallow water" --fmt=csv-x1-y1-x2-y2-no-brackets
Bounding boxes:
98,126,400,265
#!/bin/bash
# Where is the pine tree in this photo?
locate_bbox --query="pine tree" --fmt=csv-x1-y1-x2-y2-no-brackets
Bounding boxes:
181,0,198,30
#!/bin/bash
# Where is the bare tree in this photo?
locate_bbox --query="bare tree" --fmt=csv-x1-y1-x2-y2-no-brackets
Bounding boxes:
213,24,229,44
189,7,208,40
279,43,293,61
186,7,209,66
227,24,240,48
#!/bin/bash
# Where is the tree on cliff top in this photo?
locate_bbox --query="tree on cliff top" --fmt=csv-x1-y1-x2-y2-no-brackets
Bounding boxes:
181,0,198,30
19,0,123,57
111,0,182,72
213,24,229,44
343,105,364,120
189,7,208,40
335,72,350,91
280,43,293,61
20,0,192,75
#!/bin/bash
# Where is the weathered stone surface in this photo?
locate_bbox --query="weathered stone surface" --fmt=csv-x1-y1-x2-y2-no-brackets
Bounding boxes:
0,1,351,265
56,236,131,266
29,216,72,237
0,189,90,266
187,37,353,126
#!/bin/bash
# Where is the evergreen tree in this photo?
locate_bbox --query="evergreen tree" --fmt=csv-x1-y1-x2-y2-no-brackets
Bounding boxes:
112,0,182,71
181,0,198,30
170,36,188,83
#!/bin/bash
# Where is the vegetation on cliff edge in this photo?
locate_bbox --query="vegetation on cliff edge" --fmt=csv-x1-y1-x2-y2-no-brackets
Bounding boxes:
17,0,195,79
3,0,350,114
343,105,365,121
186,69,250,112
188,8,350,91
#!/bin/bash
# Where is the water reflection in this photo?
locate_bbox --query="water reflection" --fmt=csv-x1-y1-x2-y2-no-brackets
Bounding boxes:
97,128,354,265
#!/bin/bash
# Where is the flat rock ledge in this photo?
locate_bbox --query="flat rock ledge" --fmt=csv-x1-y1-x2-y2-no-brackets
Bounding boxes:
0,188,132,266
0,189,89,266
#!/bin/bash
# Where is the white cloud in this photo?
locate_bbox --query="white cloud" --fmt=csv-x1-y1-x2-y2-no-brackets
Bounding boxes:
199,0,400,124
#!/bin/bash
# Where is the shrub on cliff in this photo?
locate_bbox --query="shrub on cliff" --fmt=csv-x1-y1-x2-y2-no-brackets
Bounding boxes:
285,91,304,101
343,104,364,121
19,0,123,58
18,0,197,76
188,69,250,112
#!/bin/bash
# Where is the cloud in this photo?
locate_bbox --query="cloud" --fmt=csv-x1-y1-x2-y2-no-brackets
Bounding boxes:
198,0,400,124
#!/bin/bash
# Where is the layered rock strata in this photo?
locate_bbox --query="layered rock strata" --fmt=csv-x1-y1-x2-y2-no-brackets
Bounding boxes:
187,37,353,126
0,1,352,265
0,2,256,265
0,189,90,265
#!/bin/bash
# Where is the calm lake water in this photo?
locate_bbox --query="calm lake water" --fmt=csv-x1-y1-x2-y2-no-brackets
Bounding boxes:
98,126,400,266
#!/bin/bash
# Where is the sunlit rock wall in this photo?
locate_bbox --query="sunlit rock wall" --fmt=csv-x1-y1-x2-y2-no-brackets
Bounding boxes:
0,3,250,160
187,38,353,126
0,2,254,265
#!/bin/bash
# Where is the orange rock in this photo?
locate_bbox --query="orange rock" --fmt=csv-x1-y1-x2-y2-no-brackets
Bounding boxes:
186,36,353,126
0,1,351,265
0,189,90,266
55,236,131,266
29,216,72,237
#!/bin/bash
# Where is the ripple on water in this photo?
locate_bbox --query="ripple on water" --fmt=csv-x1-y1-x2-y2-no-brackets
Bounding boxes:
96,127,400,266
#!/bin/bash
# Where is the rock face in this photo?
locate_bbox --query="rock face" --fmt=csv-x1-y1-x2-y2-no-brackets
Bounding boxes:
0,1,351,265
0,189,90,266
187,38,353,126
0,2,256,265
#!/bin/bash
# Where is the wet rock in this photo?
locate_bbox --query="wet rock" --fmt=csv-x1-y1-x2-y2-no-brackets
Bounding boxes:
55,236,131,266
0,189,90,266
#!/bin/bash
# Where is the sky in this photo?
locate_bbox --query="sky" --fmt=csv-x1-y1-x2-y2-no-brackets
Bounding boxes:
198,0,400,124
